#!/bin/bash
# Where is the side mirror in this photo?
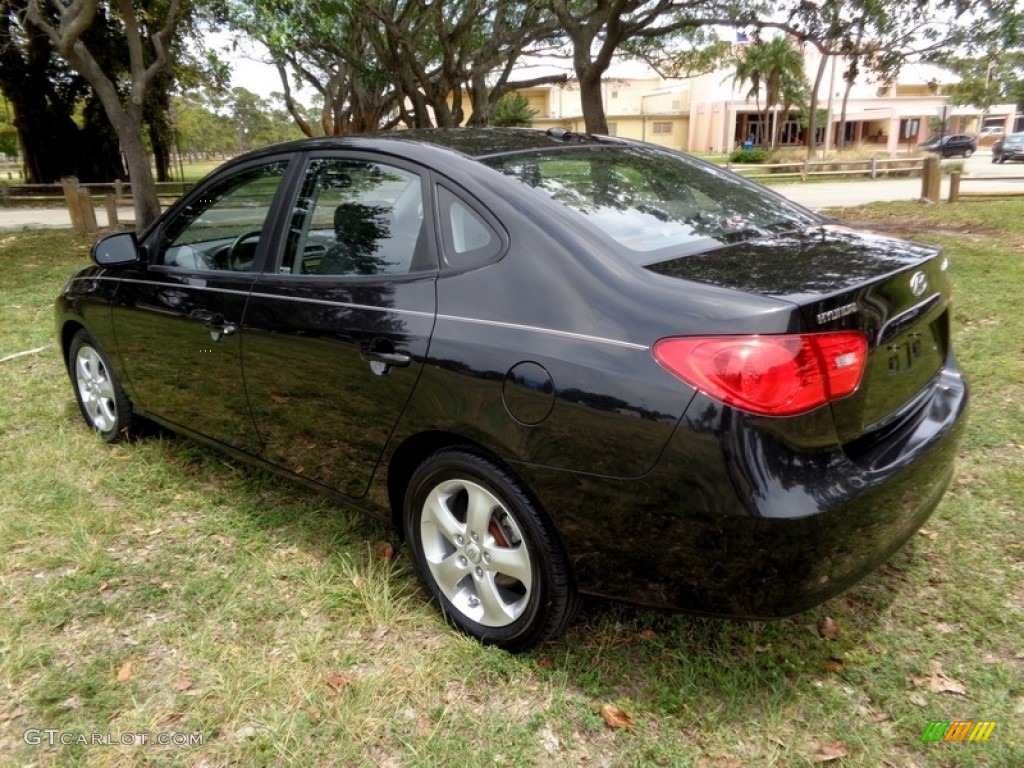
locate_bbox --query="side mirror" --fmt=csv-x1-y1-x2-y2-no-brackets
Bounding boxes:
92,232,140,266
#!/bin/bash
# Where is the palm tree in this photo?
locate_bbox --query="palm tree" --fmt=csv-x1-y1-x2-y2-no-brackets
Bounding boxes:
734,37,809,149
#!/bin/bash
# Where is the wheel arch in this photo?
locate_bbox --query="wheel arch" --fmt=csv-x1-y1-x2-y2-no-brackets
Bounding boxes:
60,320,86,370
385,431,567,556
387,431,500,538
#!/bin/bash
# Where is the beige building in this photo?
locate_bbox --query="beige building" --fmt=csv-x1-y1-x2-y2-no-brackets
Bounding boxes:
514,50,1018,155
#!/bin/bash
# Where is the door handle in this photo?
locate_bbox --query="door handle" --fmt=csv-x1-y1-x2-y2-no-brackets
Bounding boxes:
361,349,411,367
192,310,237,342
361,341,411,376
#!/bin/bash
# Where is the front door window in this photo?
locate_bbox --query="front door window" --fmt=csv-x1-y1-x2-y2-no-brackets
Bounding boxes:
160,161,289,271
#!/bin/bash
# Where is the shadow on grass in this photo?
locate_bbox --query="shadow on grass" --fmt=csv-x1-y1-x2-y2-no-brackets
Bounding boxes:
100,417,931,729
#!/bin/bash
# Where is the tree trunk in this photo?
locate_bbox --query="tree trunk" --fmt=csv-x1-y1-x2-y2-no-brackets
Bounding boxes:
118,117,161,228
579,69,608,134
466,72,492,127
0,7,123,183
838,68,856,152
24,0,179,229
806,49,829,158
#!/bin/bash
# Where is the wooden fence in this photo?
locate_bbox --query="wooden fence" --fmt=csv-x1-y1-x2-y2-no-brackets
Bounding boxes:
728,156,925,180
7,178,194,233
946,171,1024,201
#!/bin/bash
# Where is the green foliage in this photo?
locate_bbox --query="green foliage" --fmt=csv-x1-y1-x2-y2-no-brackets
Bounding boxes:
0,105,18,157
174,88,305,158
490,92,537,127
728,148,770,163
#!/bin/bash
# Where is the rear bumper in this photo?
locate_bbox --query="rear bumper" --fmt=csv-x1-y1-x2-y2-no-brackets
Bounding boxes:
520,367,968,617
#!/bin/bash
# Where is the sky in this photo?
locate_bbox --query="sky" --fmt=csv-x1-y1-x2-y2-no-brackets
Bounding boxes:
206,31,283,98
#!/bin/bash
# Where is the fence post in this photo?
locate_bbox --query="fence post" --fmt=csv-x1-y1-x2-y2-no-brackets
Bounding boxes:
114,179,124,201
948,171,961,203
61,177,84,231
76,188,98,233
870,156,878,179
921,156,941,202
104,194,119,228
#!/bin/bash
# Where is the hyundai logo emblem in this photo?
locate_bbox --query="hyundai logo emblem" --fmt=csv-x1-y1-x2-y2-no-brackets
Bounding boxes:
909,271,928,297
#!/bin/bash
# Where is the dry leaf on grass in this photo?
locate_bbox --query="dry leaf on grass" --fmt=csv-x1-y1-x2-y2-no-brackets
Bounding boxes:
374,541,396,561
599,703,634,729
821,658,845,673
326,672,352,692
116,661,133,682
812,740,849,763
172,677,193,691
910,660,967,696
818,617,840,641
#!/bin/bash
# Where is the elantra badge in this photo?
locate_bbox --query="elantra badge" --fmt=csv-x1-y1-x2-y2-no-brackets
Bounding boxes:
909,271,928,297
816,302,859,325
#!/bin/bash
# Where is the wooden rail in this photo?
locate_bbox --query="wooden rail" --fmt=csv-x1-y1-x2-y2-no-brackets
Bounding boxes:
947,171,1024,201
729,156,925,180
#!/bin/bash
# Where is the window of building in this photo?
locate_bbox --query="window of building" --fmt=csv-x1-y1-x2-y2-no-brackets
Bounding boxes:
652,121,673,135
607,123,618,136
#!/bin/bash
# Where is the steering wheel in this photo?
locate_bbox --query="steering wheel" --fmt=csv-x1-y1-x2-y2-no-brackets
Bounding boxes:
226,230,262,271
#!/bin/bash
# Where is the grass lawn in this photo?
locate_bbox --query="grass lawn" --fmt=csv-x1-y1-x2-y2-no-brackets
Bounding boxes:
1,202,1022,767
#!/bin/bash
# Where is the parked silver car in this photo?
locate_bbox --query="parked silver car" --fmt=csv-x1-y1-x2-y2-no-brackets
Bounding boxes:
991,132,1024,163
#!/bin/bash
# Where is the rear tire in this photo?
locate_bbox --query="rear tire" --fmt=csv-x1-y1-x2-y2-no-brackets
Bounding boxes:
68,330,136,442
404,449,579,651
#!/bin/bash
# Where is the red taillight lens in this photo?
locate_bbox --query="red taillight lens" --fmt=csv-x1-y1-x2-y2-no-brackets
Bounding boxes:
653,332,867,417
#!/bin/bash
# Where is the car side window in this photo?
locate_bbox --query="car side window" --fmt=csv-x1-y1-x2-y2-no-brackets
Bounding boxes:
283,159,428,277
437,186,503,269
159,161,289,271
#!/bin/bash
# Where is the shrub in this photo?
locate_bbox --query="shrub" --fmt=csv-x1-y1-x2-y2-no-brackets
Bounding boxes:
490,93,538,128
728,148,771,164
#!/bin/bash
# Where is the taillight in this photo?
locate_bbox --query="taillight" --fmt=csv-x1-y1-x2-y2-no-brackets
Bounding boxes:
653,332,867,417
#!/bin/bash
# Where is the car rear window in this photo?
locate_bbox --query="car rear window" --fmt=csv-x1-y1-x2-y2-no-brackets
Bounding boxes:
480,145,816,258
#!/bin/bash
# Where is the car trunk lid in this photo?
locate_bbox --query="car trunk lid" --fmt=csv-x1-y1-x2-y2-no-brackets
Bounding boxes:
644,225,950,443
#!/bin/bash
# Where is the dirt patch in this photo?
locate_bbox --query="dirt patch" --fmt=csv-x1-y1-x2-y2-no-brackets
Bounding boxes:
835,219,1002,240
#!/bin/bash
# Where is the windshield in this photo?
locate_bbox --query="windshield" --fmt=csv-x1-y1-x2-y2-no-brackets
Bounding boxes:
480,145,817,258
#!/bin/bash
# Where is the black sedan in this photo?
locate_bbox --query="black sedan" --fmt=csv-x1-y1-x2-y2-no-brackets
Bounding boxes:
991,132,1024,163
918,133,977,158
57,128,968,650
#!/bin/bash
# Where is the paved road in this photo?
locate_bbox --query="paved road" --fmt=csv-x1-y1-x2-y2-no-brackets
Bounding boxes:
1,151,1021,232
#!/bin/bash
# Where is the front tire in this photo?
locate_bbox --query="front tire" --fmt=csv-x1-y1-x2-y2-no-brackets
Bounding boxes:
404,449,579,651
963,148,974,158
68,330,136,442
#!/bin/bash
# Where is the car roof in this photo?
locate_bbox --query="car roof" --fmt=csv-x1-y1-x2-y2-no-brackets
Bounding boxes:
226,127,622,168
377,127,617,158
